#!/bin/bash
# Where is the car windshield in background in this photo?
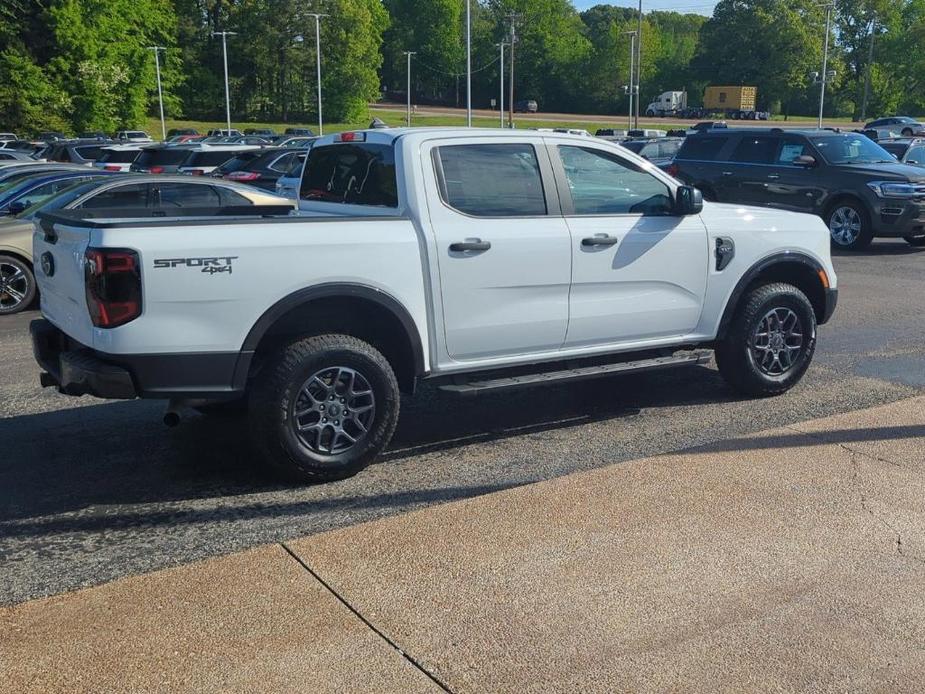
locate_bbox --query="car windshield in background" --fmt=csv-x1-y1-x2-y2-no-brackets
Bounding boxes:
98,149,140,164
183,151,239,167
810,135,894,165
215,151,264,174
135,149,191,167
300,144,397,207
14,180,104,219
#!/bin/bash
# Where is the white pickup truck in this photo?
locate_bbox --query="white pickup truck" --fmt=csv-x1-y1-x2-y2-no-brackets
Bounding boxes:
30,128,838,482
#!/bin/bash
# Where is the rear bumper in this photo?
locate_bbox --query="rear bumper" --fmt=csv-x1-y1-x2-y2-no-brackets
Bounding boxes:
31,318,248,400
821,288,838,325
31,319,136,399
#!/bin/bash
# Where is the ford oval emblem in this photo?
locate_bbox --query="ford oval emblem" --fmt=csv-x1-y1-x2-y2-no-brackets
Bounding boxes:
41,252,55,277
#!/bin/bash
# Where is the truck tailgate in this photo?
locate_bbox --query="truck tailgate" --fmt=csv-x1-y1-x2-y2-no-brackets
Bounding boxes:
32,219,95,347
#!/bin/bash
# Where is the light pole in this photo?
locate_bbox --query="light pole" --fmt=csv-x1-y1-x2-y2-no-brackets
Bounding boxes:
211,31,237,133
860,17,877,122
148,46,167,140
497,42,507,128
507,13,520,129
817,2,834,128
623,31,637,131
465,0,472,126
403,51,416,127
306,13,328,136
635,0,643,129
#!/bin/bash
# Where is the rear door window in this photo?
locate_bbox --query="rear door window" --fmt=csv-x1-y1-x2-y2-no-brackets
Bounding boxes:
217,187,254,206
435,143,546,216
301,143,398,207
730,136,779,164
676,136,729,161
78,183,151,209
155,182,221,208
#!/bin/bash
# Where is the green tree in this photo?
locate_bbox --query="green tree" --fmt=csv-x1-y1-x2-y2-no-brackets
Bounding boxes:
0,49,71,134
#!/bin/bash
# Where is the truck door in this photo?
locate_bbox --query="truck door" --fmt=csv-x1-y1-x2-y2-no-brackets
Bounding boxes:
552,142,708,347
424,139,571,361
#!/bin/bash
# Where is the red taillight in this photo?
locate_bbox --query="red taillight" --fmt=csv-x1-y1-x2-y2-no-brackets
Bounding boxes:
85,249,142,328
226,171,260,182
149,166,164,174
104,165,122,171
667,162,680,178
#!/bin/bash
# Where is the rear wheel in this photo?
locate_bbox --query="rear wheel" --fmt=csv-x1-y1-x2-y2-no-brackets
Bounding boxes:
827,200,873,251
904,234,925,247
715,283,817,396
249,334,400,483
0,255,36,315
902,127,914,137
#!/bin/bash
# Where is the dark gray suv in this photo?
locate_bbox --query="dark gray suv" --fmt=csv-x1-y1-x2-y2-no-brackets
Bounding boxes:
670,128,925,250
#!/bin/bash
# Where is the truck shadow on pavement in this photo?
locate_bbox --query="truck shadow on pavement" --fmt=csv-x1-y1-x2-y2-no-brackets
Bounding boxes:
0,366,744,527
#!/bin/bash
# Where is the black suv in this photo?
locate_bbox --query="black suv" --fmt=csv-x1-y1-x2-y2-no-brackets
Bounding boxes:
670,128,925,250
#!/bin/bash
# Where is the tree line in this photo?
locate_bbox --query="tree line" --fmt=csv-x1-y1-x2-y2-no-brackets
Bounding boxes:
1,0,923,135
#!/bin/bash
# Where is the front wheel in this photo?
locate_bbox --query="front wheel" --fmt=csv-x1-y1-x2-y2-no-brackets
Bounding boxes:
715,283,817,397
827,201,873,251
0,255,36,315
904,234,925,247
249,334,400,483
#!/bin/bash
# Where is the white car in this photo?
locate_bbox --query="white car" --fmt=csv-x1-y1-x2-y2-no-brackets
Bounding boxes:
93,144,144,172
115,131,154,144
274,151,308,199
176,144,261,176
31,127,838,484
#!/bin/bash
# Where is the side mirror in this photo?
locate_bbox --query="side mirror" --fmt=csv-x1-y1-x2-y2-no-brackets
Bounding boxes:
8,200,27,215
675,185,703,215
794,154,817,168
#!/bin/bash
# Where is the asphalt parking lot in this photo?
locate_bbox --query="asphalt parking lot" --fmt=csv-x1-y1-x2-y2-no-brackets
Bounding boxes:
2,240,924,606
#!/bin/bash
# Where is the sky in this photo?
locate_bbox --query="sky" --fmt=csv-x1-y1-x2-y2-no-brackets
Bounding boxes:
572,0,717,16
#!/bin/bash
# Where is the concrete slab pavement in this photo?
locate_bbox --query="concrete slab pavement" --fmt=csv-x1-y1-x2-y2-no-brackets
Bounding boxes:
3,396,925,693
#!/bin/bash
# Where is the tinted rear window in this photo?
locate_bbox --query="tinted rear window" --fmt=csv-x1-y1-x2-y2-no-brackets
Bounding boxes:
135,149,191,166
74,145,104,160
300,143,397,207
676,136,729,161
183,151,239,167
99,149,140,164
215,151,265,174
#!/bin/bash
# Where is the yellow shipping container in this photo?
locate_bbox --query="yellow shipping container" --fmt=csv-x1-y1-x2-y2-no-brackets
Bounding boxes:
703,85,757,111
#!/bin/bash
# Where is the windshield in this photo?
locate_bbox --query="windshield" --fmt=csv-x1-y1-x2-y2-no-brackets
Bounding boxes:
13,179,105,219
810,135,895,165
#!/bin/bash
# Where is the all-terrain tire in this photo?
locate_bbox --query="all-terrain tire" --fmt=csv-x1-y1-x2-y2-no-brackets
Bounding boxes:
249,334,400,483
715,283,817,397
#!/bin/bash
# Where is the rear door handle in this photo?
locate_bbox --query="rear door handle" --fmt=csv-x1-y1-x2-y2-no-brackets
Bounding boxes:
449,239,491,252
767,174,780,180
721,171,734,176
152,209,166,217
581,235,619,247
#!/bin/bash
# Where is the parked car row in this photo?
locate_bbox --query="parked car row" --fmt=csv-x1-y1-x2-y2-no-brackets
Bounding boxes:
0,160,297,315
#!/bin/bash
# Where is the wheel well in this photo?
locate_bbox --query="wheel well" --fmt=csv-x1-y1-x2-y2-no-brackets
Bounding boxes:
720,260,828,336
248,295,420,393
0,250,33,269
823,193,869,222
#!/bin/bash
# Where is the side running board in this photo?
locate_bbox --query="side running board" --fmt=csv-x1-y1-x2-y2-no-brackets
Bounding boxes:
439,350,712,395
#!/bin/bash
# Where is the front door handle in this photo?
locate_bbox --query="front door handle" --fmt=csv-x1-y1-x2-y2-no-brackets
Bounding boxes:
767,174,780,180
721,171,734,176
449,239,491,252
581,235,619,247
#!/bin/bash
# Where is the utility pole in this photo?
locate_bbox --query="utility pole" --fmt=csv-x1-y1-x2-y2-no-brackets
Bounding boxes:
623,31,637,131
211,31,237,133
507,13,520,129
817,2,834,128
635,0,643,129
466,0,472,126
860,18,877,122
403,51,416,127
497,42,507,128
306,13,329,136
148,46,167,140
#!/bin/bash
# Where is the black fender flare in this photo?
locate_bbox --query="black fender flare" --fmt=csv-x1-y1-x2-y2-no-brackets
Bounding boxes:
232,283,426,389
716,251,830,338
